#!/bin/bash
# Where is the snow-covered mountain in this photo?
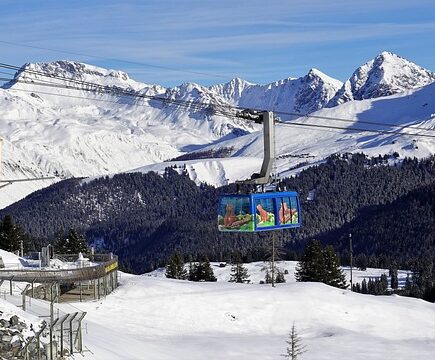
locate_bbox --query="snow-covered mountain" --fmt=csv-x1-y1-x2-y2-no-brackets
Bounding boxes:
328,51,435,106
1,53,434,208
211,68,342,114
137,82,435,187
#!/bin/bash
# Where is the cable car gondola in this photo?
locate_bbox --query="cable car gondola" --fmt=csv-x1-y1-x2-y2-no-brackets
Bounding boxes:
218,192,301,232
217,111,301,232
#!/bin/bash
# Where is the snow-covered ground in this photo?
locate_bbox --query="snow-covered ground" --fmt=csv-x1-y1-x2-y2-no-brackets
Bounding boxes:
0,255,432,360
0,248,25,269
66,270,434,360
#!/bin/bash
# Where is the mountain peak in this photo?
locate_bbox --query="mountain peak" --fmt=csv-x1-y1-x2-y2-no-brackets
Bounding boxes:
378,50,398,58
305,68,343,88
307,68,325,77
9,60,148,91
328,52,435,106
209,77,253,105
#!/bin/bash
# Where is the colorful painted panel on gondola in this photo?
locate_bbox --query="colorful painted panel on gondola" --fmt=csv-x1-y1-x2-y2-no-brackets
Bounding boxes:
255,197,275,228
218,196,254,232
277,196,299,225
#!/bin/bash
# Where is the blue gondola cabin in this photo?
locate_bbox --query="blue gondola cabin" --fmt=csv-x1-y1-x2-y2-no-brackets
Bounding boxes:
218,192,301,232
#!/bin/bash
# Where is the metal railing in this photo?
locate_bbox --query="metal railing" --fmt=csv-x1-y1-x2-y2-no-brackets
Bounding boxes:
0,254,118,283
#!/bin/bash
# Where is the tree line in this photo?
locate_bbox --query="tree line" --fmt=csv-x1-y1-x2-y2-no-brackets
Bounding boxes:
0,154,433,300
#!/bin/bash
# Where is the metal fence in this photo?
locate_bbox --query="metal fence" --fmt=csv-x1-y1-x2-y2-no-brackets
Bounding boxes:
0,254,118,283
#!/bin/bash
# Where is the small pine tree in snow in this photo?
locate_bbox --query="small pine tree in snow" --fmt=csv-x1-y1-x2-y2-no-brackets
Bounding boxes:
282,323,307,360
361,278,368,294
275,269,286,283
229,254,250,283
391,268,399,290
264,269,272,284
380,273,389,293
189,259,217,282
352,283,361,293
165,251,188,280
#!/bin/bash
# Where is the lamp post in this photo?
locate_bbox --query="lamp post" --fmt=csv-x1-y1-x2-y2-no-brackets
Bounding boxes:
349,233,353,291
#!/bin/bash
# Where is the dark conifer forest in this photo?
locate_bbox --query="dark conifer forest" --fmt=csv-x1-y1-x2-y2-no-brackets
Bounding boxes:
1,154,433,277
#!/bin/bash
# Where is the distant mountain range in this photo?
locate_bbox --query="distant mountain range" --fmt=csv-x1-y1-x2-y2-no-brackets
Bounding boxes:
1,51,435,208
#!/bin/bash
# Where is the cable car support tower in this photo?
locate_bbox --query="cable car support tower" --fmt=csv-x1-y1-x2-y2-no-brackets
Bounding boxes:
235,110,276,188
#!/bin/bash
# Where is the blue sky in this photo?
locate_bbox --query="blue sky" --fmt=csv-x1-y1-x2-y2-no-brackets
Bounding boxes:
1,0,435,87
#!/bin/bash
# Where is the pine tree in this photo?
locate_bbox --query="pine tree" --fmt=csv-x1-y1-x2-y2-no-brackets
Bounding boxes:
361,278,368,294
264,269,272,284
295,240,346,289
282,323,307,360
68,229,89,254
322,246,347,289
352,283,361,293
165,251,188,280
355,253,368,271
189,259,217,282
55,228,89,254
367,279,375,294
275,269,286,283
295,240,325,283
54,229,68,254
390,268,399,290
229,254,250,283
0,215,24,253
380,273,389,293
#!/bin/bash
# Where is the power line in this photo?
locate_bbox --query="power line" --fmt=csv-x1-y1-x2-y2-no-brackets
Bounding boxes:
1,62,435,139
274,110,435,132
0,63,228,113
2,60,435,131
4,86,405,139
2,60,435,136
0,40,230,79
274,119,435,138
6,77,435,140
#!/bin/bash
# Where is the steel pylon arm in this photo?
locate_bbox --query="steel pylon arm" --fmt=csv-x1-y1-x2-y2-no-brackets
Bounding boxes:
236,111,275,185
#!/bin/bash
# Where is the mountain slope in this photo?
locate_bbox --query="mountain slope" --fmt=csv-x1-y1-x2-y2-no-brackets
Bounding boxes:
1,53,435,209
145,81,435,187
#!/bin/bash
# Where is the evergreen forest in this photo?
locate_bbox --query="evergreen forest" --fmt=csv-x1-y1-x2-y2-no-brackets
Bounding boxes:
1,154,433,287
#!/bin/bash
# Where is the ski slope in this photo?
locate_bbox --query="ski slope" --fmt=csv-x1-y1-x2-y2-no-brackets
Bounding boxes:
0,255,432,360
62,269,434,360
